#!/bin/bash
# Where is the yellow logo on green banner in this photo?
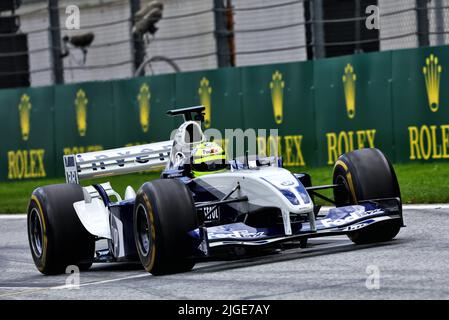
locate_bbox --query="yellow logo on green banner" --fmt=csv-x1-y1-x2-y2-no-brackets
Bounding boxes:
137,83,151,133
342,63,356,119
422,54,442,112
270,70,285,125
198,77,212,128
75,89,88,137
18,94,32,141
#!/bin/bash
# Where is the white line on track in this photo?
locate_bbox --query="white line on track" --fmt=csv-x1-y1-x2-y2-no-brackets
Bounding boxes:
51,273,150,290
0,273,150,298
0,214,26,219
320,204,449,211
0,286,45,290
398,204,449,210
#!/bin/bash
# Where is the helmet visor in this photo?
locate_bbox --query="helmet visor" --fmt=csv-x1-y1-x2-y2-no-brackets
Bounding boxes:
191,155,227,175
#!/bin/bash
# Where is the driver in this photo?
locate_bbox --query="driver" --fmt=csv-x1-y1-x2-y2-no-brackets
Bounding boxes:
190,142,227,177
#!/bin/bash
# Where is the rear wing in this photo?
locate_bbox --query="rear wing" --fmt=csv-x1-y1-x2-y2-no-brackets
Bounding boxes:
63,140,173,183
166,105,205,121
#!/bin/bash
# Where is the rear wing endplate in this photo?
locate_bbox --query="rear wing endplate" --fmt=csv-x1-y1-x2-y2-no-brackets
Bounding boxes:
63,140,173,183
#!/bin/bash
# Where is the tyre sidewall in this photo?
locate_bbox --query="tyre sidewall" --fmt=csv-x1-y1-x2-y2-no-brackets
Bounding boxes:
134,180,198,275
333,148,400,205
332,148,402,244
27,184,94,274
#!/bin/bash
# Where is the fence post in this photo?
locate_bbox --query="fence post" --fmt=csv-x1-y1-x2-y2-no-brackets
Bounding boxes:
213,0,232,67
48,0,64,84
434,0,445,46
416,0,429,47
129,0,145,73
311,0,325,59
354,0,361,53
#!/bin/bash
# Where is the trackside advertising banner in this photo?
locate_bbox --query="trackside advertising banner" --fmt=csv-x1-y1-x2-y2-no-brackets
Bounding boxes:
0,86,56,181
1,45,449,181
241,61,316,167
313,51,394,165
392,46,449,163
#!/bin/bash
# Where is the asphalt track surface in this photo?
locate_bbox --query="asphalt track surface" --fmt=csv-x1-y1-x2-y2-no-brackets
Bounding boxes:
1,206,449,300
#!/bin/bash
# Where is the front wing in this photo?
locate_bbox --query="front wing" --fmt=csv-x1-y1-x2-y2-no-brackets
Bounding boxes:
189,198,402,252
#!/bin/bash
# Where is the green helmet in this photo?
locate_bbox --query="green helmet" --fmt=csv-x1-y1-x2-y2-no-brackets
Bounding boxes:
191,142,227,177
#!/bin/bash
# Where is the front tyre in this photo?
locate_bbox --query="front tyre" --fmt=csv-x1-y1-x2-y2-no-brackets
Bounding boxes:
27,184,95,275
134,179,199,275
332,148,402,244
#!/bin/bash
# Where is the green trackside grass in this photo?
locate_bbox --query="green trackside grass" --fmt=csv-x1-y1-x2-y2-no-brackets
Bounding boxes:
0,171,160,214
0,163,448,213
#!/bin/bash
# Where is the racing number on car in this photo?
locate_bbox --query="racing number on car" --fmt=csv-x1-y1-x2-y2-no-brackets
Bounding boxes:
66,171,78,184
63,155,79,184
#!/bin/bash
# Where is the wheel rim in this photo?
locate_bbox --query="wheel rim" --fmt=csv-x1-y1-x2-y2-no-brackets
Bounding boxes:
29,208,43,258
136,204,151,256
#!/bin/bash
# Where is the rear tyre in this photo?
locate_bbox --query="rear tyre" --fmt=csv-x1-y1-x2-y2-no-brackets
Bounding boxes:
134,179,198,275
27,184,95,275
332,148,402,244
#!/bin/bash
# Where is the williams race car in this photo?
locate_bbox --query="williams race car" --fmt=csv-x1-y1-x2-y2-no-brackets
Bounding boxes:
27,106,404,275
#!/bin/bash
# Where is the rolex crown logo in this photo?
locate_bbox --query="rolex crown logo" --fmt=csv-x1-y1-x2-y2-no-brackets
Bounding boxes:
137,83,151,133
198,77,212,128
18,94,32,141
342,63,356,119
75,89,88,137
270,71,285,125
423,54,442,112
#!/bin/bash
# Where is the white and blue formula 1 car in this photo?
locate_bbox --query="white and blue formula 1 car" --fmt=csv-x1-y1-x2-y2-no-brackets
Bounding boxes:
27,106,404,275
